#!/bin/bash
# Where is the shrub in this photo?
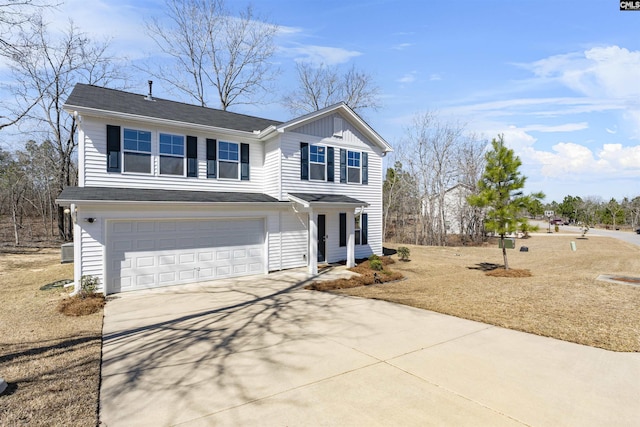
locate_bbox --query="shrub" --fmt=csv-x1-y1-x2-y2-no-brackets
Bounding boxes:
397,246,410,261
79,275,100,298
368,254,380,262
57,275,105,316
369,259,383,271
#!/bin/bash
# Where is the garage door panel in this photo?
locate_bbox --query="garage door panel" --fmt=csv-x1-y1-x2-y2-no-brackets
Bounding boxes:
159,272,175,283
159,222,176,232
136,274,155,286
136,222,155,233
216,266,231,276
179,253,196,263
159,255,176,265
199,252,214,262
107,218,265,293
136,255,155,268
136,239,155,251
113,241,132,251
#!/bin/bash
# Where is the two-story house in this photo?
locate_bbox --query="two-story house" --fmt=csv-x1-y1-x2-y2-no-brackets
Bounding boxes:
56,84,392,294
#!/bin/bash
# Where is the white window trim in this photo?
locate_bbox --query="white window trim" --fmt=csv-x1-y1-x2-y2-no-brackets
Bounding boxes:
122,127,153,175
347,150,361,184
158,132,186,177
218,140,240,180
309,144,327,182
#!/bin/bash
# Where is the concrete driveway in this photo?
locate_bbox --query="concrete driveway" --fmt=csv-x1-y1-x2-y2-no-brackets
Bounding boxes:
101,268,640,426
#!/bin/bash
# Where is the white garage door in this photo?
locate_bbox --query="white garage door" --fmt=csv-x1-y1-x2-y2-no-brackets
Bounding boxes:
106,218,265,293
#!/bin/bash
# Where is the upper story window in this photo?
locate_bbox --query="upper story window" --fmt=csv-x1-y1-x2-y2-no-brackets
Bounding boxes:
159,133,185,176
206,139,250,181
123,128,152,174
339,148,368,185
300,142,334,182
309,145,326,181
107,125,199,178
347,151,361,184
218,141,239,179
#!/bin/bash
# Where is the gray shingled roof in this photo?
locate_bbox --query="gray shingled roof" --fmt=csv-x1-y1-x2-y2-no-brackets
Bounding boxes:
288,193,367,205
64,84,282,133
57,186,280,204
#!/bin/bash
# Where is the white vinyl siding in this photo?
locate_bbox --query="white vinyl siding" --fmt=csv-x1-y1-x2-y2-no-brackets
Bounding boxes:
278,210,308,270
263,138,281,199
80,117,264,193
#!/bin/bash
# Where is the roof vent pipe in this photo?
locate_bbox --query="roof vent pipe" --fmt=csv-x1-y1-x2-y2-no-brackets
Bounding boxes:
144,80,153,101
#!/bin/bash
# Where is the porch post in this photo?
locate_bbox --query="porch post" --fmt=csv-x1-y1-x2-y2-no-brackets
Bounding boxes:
308,209,318,274
346,210,355,267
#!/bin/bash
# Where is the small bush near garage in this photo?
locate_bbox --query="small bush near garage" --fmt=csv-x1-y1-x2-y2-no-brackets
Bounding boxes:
57,275,106,316
306,257,403,291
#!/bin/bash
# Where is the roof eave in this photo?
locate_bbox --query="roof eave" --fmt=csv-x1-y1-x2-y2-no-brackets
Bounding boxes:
55,198,285,207
64,104,260,140
276,103,393,153
287,194,369,210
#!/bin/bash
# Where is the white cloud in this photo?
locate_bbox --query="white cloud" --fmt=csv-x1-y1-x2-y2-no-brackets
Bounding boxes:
392,43,413,50
528,46,640,99
397,71,417,84
521,122,589,133
280,44,361,65
429,73,442,81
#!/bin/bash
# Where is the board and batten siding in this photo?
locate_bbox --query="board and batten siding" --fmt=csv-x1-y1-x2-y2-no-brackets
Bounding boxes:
80,116,265,193
290,113,371,146
278,128,384,257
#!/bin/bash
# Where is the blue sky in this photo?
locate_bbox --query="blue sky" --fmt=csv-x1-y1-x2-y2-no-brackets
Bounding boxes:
29,0,640,202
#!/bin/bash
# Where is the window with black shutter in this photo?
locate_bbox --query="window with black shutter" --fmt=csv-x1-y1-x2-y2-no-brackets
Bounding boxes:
339,213,346,247
241,143,250,180
106,125,121,172
300,142,309,180
187,135,197,177
206,138,217,178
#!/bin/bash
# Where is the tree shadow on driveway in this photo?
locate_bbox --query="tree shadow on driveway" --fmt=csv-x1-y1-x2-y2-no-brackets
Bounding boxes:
99,269,373,425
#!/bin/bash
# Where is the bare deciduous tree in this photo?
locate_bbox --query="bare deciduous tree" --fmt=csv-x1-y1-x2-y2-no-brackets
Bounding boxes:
145,0,279,110
9,16,126,240
390,112,486,246
283,62,380,115
0,0,54,130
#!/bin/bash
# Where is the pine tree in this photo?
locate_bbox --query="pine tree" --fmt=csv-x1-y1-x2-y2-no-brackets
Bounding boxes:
468,135,544,269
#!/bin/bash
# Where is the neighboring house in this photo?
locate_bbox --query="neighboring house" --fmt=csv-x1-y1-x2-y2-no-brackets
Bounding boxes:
56,84,392,294
422,183,474,235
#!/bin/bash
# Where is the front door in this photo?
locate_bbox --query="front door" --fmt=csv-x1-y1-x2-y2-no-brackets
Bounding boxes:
317,214,326,263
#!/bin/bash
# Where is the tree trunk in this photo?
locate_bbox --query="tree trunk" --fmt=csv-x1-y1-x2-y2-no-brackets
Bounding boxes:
501,236,509,270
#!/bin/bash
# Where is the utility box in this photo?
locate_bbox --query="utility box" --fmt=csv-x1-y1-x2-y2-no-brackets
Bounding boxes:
61,243,74,263
498,238,516,249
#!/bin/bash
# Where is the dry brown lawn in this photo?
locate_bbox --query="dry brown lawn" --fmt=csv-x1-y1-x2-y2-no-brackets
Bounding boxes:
0,248,102,426
335,235,640,352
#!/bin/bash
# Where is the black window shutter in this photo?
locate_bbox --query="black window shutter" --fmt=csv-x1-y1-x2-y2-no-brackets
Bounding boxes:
339,213,346,247
187,135,198,177
362,213,368,245
339,149,346,183
327,146,334,182
241,143,250,180
300,142,309,180
362,152,368,185
106,125,121,172
206,138,217,178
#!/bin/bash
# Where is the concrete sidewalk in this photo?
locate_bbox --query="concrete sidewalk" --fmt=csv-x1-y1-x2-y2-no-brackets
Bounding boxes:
100,268,640,426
